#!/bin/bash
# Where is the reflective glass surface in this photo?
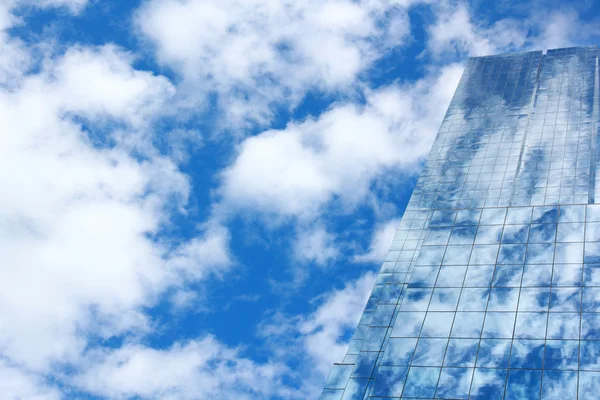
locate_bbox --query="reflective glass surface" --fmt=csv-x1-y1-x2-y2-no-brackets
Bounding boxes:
322,46,600,399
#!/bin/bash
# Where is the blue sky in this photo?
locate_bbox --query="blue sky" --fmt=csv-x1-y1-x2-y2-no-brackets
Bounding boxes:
2,0,600,399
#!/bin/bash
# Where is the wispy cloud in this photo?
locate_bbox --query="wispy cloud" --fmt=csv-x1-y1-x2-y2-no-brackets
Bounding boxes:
73,337,286,400
354,217,401,263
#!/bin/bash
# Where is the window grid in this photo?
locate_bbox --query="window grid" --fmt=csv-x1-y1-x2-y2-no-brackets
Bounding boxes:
321,46,600,400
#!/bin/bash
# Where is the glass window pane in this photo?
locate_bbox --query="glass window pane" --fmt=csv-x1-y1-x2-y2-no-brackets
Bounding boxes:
541,370,577,399
340,379,369,400
514,312,548,339
488,288,519,311
412,338,448,366
382,338,417,366
436,266,467,287
509,339,545,369
581,341,600,371
482,312,516,338
428,288,461,311
547,312,580,339
370,366,408,397
518,288,550,311
451,312,485,338
436,367,473,399
391,312,426,337
444,339,478,367
402,367,440,398
351,352,378,378
471,368,507,400
505,369,542,400
324,364,353,389
544,340,579,370
400,288,432,311
320,389,344,400
464,266,495,287
421,312,454,337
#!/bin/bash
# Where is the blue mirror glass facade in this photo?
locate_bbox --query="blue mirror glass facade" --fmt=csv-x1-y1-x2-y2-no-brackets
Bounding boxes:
322,46,600,399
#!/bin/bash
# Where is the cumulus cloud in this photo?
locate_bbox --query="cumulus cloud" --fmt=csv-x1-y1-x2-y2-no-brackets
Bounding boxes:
167,225,232,280
50,45,175,126
135,0,414,127
0,4,31,87
211,63,462,287
531,9,600,50
427,3,528,57
73,337,285,400
0,45,178,370
0,361,61,400
0,9,233,398
217,64,463,221
427,3,600,59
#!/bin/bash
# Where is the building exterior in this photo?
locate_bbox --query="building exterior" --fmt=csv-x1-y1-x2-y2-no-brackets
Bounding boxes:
321,46,600,399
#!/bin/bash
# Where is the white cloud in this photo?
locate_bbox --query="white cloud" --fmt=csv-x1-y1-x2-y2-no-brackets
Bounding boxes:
354,218,401,263
427,3,600,59
135,0,414,127
167,225,232,280
0,47,168,370
218,64,463,221
427,4,528,57
254,272,377,397
294,226,339,266
0,2,16,31
0,3,30,88
74,337,285,400
51,45,175,126
0,361,61,400
0,2,407,398
531,10,600,50
299,272,376,376
21,0,89,14
1,1,595,399
0,38,231,396
0,33,29,87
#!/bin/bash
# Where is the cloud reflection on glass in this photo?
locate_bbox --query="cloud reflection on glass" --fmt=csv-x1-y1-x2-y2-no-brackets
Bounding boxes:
323,46,600,399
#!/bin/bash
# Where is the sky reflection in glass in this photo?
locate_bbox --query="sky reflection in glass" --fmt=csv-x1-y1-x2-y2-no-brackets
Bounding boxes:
321,46,600,400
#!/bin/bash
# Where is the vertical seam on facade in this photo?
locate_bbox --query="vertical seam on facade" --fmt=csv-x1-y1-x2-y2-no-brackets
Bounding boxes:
577,204,586,400
510,53,544,205
589,49,599,204
539,204,560,399
467,209,508,399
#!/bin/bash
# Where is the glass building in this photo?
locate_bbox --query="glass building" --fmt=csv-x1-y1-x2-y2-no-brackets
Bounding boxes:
321,46,600,399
